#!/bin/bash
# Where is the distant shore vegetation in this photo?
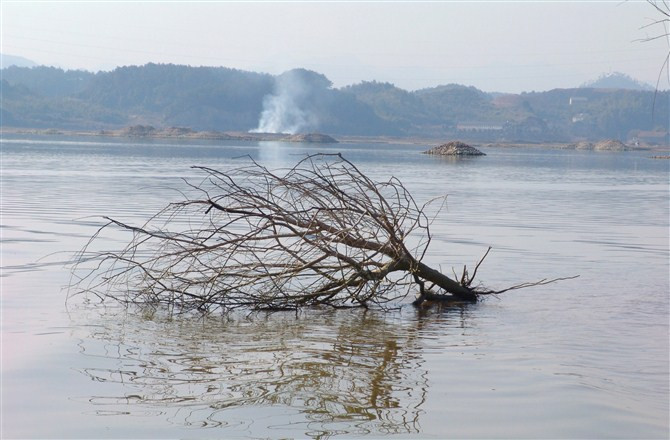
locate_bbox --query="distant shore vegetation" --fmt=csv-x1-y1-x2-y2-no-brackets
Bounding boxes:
1,64,668,146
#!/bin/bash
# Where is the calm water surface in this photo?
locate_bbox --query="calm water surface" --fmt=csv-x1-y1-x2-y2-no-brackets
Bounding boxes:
2,135,668,438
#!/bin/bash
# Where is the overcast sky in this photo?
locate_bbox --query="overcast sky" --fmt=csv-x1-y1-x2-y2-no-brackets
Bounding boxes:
2,1,668,93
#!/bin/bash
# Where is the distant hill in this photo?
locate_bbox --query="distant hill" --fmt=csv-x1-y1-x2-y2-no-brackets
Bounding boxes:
342,82,516,137
79,63,274,130
1,63,667,143
2,66,95,97
1,63,400,135
581,72,655,91
342,81,433,130
0,53,37,68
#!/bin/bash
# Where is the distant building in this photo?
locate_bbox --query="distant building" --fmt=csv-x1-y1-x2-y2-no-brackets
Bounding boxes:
569,97,588,105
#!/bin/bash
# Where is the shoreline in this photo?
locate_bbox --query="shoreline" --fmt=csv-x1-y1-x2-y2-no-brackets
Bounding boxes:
2,126,668,153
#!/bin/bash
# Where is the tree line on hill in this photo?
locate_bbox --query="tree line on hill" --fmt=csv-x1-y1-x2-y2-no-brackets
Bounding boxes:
1,63,667,143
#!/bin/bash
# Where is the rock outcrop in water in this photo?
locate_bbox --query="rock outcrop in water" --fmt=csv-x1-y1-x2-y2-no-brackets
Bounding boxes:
283,133,339,143
105,125,238,140
121,125,157,137
424,141,485,156
593,139,629,151
569,139,630,151
573,141,594,150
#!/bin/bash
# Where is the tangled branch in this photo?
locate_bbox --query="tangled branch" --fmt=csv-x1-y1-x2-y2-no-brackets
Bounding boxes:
71,153,572,312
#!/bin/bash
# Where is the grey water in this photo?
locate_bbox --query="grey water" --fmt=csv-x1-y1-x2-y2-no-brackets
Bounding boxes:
2,135,668,439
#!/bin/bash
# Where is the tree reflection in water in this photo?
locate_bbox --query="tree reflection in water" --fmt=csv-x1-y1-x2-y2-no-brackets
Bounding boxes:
73,305,471,437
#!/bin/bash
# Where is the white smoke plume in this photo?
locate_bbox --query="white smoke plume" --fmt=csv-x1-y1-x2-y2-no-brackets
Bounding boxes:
251,69,322,134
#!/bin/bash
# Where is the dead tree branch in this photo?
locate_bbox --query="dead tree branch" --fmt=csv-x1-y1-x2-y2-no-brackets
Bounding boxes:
70,153,570,312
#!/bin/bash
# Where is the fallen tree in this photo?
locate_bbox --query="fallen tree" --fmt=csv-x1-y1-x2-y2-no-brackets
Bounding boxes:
72,153,572,312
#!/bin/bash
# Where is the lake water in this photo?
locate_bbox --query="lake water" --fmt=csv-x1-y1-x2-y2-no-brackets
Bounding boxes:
2,135,668,438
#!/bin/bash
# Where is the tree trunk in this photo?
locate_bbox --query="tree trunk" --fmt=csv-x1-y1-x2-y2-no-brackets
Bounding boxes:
413,260,477,302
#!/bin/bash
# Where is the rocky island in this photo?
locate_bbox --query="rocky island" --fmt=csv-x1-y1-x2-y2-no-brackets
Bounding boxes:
91,126,340,143
283,133,339,143
569,139,630,151
424,141,486,156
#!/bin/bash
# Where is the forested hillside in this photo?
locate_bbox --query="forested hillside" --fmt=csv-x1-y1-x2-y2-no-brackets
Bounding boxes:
79,64,273,130
1,63,667,142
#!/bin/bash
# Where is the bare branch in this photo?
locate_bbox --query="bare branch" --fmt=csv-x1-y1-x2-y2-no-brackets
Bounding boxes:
70,154,571,313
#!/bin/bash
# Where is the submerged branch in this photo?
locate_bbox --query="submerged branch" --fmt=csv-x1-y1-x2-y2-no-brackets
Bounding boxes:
70,153,575,313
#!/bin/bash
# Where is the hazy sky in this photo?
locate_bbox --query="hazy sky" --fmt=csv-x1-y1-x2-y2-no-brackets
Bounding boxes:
2,1,668,93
